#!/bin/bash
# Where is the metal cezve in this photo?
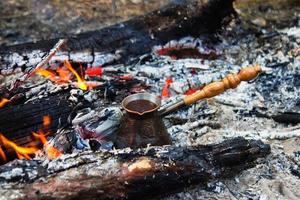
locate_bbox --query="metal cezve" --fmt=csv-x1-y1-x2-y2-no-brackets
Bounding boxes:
115,65,262,149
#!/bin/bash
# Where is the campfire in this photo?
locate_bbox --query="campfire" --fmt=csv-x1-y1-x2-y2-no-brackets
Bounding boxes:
0,0,300,199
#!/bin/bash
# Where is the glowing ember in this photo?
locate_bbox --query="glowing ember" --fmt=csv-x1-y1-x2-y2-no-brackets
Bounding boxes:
185,88,197,95
0,134,39,160
156,47,218,60
64,60,88,90
184,85,204,95
127,157,152,172
85,81,103,89
119,74,133,81
162,77,173,98
0,98,10,108
86,66,103,77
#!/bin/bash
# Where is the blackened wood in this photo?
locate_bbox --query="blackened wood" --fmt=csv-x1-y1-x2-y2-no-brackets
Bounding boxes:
0,0,235,70
0,137,270,200
0,96,72,164
272,112,300,124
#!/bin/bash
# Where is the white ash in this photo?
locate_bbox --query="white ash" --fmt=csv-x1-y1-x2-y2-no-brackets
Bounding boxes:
168,124,211,146
49,51,121,68
72,108,97,126
182,59,210,70
222,127,300,141
0,160,42,184
1,49,121,76
83,90,98,102
45,151,100,173
130,53,242,96
162,100,217,126
72,107,123,150
24,81,69,102
0,168,23,181
0,50,44,75
280,27,300,38
92,52,121,67
160,11,300,200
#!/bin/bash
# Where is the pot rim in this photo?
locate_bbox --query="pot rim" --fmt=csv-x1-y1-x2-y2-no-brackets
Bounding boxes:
122,93,161,116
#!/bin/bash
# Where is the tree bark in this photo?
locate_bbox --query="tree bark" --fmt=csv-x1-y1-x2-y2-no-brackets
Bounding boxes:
0,137,270,200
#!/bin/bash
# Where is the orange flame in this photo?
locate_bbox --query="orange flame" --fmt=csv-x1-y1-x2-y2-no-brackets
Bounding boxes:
36,115,61,160
56,66,71,82
35,60,88,90
33,132,62,160
35,68,57,82
43,115,51,127
0,146,7,162
64,60,88,90
0,98,10,108
0,115,62,162
0,134,39,160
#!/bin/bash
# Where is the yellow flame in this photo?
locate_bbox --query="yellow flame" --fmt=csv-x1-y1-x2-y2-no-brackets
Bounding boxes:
35,68,57,82
64,60,88,90
0,115,62,162
0,134,39,160
34,61,88,90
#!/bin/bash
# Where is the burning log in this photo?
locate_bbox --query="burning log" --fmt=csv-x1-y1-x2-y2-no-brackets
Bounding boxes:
0,96,72,164
0,137,270,200
0,0,235,73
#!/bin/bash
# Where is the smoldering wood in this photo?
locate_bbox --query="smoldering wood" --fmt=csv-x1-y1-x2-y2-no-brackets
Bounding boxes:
0,137,270,200
0,0,235,72
0,96,73,164
0,73,145,164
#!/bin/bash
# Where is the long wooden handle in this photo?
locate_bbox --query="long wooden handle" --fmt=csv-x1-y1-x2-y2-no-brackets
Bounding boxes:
183,65,262,105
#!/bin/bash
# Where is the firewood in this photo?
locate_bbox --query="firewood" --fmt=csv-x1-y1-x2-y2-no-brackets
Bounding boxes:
0,137,270,200
0,96,73,164
0,0,235,73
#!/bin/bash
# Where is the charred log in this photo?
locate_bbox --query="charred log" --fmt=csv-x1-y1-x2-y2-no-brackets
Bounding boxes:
0,0,235,72
0,96,72,164
0,137,270,200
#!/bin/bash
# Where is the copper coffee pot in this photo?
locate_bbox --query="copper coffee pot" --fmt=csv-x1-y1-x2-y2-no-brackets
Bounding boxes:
115,65,262,149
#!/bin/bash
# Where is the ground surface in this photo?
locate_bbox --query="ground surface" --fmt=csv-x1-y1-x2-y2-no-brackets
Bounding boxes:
0,0,169,45
163,1,300,199
0,1,300,200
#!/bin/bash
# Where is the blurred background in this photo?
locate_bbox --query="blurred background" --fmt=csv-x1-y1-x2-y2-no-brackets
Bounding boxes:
0,0,299,46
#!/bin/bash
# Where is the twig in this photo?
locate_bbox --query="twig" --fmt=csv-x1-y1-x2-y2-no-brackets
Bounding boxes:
10,39,67,91
28,39,67,76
